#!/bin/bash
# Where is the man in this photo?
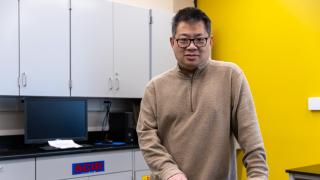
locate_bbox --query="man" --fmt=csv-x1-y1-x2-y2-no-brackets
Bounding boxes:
137,7,268,180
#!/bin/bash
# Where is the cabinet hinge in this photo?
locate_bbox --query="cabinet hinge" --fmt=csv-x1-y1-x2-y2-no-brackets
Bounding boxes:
149,15,153,24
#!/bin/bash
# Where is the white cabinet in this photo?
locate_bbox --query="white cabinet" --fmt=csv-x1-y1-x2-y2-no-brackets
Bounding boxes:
151,10,176,78
135,170,151,180
134,150,150,180
36,150,132,180
0,149,150,180
20,0,70,96
1,1,170,98
71,0,113,97
0,0,19,96
71,1,149,98
113,3,150,98
69,177,88,180
89,171,132,180
134,150,149,171
0,158,35,180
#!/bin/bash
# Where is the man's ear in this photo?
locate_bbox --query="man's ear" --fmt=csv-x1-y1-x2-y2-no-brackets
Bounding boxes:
209,36,213,46
170,37,174,47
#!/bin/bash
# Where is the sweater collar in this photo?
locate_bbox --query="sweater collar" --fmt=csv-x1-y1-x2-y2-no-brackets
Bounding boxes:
175,60,211,79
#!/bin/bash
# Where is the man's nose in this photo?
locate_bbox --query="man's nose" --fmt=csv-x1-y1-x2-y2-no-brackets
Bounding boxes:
186,40,198,50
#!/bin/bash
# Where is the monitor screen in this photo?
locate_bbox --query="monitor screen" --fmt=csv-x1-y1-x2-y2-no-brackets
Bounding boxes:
24,97,88,144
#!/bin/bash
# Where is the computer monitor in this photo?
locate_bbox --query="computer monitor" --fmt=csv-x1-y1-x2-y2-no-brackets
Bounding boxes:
24,97,88,144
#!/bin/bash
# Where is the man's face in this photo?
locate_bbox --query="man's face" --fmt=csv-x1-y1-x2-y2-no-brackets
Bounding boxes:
170,21,212,71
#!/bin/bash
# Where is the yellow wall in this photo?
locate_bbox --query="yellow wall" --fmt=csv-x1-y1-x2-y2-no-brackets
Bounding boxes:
198,0,320,179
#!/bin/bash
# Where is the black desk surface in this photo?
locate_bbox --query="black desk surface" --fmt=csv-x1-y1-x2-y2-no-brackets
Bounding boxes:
286,164,320,177
0,144,138,161
0,133,139,161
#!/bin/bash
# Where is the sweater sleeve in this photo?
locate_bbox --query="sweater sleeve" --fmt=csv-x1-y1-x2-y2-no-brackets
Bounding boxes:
231,71,269,179
136,82,183,180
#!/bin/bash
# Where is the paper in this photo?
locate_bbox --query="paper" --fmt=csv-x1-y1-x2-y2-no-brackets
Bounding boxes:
48,139,82,149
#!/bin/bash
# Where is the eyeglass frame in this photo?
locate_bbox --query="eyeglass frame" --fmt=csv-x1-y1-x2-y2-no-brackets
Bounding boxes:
174,37,210,48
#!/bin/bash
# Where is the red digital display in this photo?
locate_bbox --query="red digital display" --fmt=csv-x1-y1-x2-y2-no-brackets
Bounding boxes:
72,161,105,175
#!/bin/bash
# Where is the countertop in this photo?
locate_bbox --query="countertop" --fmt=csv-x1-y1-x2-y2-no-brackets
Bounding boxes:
286,164,320,177
0,133,139,161
0,143,138,161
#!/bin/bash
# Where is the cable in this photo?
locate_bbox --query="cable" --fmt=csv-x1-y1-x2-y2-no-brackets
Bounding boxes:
101,101,112,131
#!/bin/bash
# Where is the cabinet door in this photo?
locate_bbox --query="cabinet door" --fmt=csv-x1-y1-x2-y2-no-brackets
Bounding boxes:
0,0,19,96
36,150,132,180
151,10,176,78
0,158,35,180
71,0,113,97
113,3,150,98
135,170,151,180
68,177,88,180
89,171,132,180
134,150,149,171
20,0,70,96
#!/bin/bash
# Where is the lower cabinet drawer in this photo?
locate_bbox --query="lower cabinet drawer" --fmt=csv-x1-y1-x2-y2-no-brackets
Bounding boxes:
135,170,151,180
134,150,149,170
36,150,132,180
90,171,132,180
0,158,35,180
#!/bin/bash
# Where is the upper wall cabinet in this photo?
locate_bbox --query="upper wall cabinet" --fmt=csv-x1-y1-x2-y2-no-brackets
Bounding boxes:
20,0,70,96
113,3,150,98
0,1,171,98
0,0,19,96
71,0,113,97
71,1,149,98
151,9,176,78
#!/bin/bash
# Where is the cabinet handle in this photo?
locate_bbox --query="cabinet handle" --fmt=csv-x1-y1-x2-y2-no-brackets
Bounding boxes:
115,77,120,90
108,77,113,90
0,165,3,170
17,76,21,88
22,72,27,87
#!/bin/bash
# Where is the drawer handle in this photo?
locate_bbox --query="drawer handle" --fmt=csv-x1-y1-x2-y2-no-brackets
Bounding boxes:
0,165,3,170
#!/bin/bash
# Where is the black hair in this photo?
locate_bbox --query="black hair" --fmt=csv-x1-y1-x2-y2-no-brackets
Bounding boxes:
172,7,211,36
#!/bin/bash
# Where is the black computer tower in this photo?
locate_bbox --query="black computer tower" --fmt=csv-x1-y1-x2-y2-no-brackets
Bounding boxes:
108,112,136,144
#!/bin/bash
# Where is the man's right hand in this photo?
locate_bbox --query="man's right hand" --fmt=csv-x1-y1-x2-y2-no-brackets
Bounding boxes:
167,173,188,180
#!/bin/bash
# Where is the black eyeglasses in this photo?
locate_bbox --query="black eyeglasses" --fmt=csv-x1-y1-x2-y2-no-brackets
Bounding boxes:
175,37,209,48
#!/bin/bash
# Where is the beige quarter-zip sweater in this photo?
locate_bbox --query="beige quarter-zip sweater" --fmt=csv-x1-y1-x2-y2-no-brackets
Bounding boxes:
137,60,268,180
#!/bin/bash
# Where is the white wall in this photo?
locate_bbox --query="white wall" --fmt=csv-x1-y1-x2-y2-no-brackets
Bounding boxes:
112,0,173,11
112,0,195,12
